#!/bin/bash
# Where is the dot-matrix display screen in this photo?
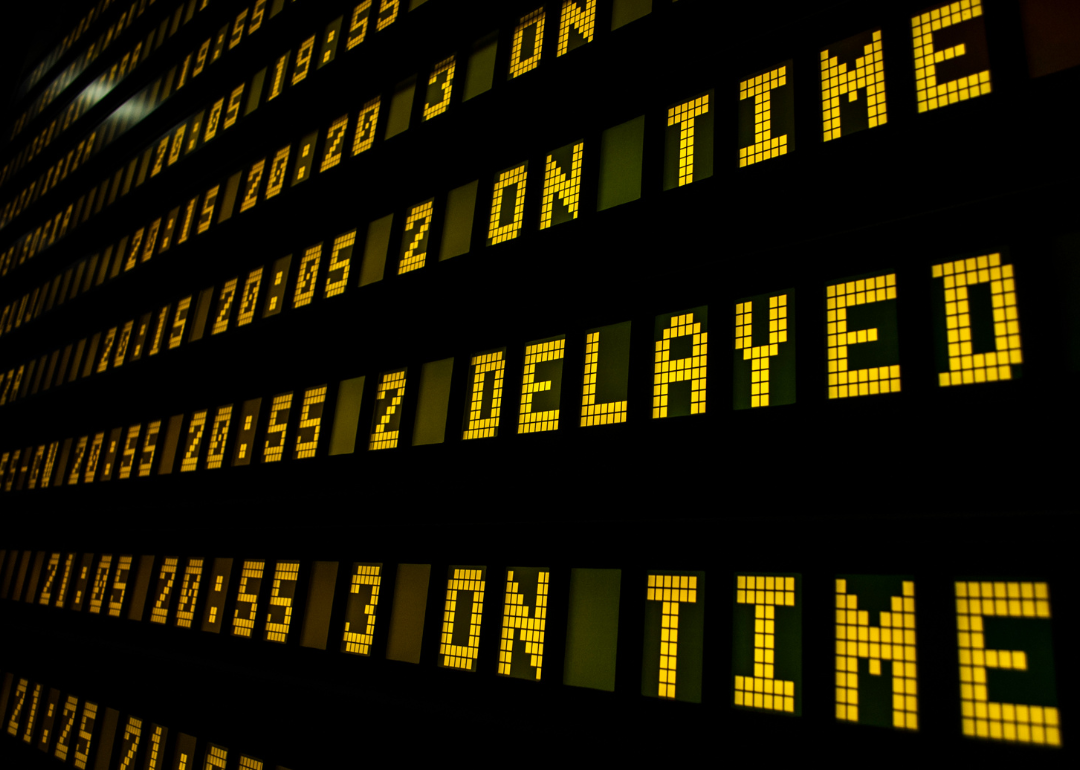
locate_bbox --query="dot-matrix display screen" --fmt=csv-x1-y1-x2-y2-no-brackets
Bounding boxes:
733,573,801,715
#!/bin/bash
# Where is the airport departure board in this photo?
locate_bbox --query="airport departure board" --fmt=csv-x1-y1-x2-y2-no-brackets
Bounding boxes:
0,0,1077,766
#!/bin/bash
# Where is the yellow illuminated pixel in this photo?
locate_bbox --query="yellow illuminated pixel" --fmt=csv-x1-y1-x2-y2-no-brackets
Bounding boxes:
38,552,60,605
224,85,245,129
139,421,162,477
464,351,505,438
175,559,204,628
54,553,74,608
108,555,132,616
540,142,582,229
205,99,224,143
269,53,289,101
239,757,264,770
114,320,134,367
197,187,219,234
343,564,381,655
648,574,699,699
6,679,27,736
353,96,381,155
376,0,400,30
97,327,116,372
933,254,1021,386
27,445,45,489
263,393,293,462
205,406,233,469
205,744,228,769
489,163,528,244
581,330,627,427
319,115,349,172
347,1,373,49
835,579,918,730
53,695,77,762
232,560,265,637
143,220,161,263
237,268,264,326
955,581,1060,745
399,200,433,273
73,701,97,769
295,386,326,459
441,569,486,670
293,244,322,307
519,338,564,433
827,275,899,398
370,370,406,450
735,296,787,407
212,280,237,335
119,424,141,479
265,146,291,200
170,298,192,349
240,159,265,212
265,561,300,643
821,32,886,141
499,570,549,679
510,9,545,79
558,0,594,56
150,557,178,623
88,555,113,614
65,438,86,485
324,231,356,297
668,95,709,187
739,66,788,167
125,229,145,271
653,313,707,418
145,725,165,769
117,716,141,769
148,305,170,355
913,1,991,113
150,137,169,177
168,125,187,166
422,57,456,121
20,682,42,743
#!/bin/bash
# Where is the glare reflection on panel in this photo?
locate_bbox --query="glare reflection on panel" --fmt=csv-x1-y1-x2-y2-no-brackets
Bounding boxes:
954,579,1060,745
342,563,382,655
932,253,1022,386
439,566,486,671
835,576,918,730
643,572,705,702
